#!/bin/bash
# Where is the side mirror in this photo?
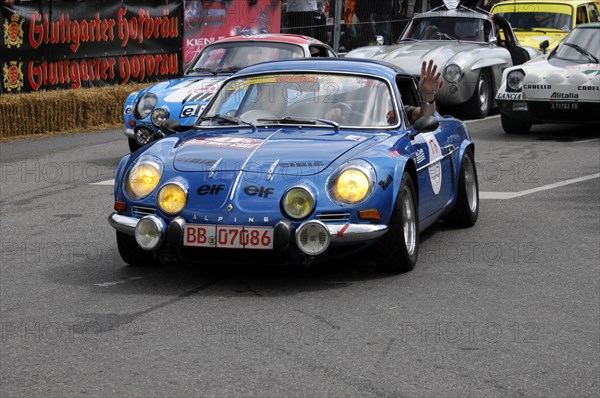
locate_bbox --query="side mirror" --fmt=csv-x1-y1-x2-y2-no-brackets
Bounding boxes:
375,35,384,46
160,119,193,135
488,36,498,45
409,115,439,139
539,39,549,54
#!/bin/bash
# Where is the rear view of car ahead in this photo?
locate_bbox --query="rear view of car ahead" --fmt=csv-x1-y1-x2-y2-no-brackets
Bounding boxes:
491,0,600,53
496,23,600,134
123,34,336,152
109,58,480,272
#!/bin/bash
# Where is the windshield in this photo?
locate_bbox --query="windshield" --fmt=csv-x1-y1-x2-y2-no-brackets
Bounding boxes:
186,42,305,75
551,27,600,62
493,5,573,31
401,17,488,42
200,73,396,128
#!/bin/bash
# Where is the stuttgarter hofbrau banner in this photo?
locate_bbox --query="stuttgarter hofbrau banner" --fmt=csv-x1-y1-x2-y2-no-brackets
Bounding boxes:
1,0,183,93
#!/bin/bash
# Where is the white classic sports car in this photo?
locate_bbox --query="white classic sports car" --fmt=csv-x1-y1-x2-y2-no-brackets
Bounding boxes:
496,22,600,134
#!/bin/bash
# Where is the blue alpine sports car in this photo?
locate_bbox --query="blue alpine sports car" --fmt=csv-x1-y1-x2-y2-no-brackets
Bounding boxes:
109,58,480,272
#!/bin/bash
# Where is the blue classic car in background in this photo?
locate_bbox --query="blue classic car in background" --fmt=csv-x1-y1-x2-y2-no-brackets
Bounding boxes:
123,34,336,152
109,58,480,272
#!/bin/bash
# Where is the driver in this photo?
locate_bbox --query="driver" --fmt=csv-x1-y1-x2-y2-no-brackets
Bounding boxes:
324,60,440,125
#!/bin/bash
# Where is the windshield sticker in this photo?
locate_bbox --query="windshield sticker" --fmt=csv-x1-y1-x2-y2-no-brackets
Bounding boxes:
183,137,263,150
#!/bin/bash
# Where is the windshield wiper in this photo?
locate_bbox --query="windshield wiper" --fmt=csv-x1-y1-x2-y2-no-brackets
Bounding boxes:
200,114,256,130
214,66,243,74
185,67,217,75
563,43,599,63
436,32,457,40
256,116,339,130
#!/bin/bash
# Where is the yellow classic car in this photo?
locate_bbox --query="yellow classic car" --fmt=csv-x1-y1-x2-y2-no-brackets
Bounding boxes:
491,0,600,51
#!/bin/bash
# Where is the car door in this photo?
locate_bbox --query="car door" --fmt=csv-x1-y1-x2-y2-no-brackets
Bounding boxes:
396,75,456,220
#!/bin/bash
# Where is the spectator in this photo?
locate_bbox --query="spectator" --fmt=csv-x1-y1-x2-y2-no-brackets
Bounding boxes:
281,0,319,38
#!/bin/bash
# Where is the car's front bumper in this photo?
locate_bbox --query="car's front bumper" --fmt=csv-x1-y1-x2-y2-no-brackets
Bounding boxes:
108,212,388,256
497,99,600,123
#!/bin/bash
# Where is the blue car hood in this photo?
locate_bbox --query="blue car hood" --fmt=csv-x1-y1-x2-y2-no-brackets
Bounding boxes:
159,75,228,106
173,128,377,175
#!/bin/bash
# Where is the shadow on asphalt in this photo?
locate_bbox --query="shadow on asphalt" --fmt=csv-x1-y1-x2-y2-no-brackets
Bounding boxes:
43,225,447,297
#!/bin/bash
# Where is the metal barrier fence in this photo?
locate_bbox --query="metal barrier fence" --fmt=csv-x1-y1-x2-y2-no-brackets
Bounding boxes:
280,0,446,53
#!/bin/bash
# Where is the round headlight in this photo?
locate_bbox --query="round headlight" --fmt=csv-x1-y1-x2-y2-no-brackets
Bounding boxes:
134,126,155,146
126,161,162,199
151,108,169,127
158,183,187,215
334,168,370,204
444,64,463,83
296,220,330,256
507,70,525,91
134,93,158,119
282,187,315,219
135,216,166,251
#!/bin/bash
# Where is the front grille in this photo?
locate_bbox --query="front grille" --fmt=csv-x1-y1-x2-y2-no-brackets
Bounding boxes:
132,206,156,216
316,212,351,222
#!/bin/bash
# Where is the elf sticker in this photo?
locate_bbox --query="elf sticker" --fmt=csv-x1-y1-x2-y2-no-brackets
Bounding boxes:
423,133,442,195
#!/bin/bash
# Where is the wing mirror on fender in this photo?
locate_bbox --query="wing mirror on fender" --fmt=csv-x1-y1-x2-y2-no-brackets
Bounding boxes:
375,35,384,46
539,40,549,54
160,119,193,136
409,115,439,140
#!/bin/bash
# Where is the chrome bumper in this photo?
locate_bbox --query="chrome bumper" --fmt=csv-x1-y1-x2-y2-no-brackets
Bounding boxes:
108,212,388,244
124,128,134,138
108,212,139,235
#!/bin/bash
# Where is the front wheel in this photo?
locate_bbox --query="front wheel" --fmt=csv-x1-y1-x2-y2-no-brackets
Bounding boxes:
116,231,159,266
501,113,532,134
373,172,419,272
464,69,492,119
444,148,479,227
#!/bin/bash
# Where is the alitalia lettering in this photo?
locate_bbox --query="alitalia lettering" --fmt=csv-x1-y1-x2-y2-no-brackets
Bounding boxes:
550,92,578,99
577,86,599,91
524,84,551,89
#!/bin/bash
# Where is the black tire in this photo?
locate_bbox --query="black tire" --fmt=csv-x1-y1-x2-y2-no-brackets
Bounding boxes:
373,172,419,272
501,113,532,134
116,231,159,266
464,69,492,119
128,138,141,153
444,148,479,227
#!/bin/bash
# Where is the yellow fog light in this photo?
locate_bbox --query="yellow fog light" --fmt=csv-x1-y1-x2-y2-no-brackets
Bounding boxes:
282,187,314,219
334,169,370,203
126,162,161,199
158,183,187,215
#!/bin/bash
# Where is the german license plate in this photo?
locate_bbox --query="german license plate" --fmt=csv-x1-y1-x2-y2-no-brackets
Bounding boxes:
183,224,273,250
550,102,578,110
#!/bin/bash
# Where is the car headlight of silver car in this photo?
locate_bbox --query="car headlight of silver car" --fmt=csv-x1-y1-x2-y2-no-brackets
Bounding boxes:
151,108,169,127
327,160,375,205
443,63,463,83
134,93,158,119
282,187,315,219
125,157,163,199
507,69,525,91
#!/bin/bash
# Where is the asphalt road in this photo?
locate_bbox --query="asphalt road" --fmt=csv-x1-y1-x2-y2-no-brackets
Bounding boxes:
1,116,599,397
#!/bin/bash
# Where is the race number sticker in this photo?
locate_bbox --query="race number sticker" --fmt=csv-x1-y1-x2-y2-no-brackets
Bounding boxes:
423,133,442,195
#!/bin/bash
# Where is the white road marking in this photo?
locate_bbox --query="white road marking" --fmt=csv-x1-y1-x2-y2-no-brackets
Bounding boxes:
481,173,600,200
90,179,115,185
94,276,142,287
573,138,600,144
